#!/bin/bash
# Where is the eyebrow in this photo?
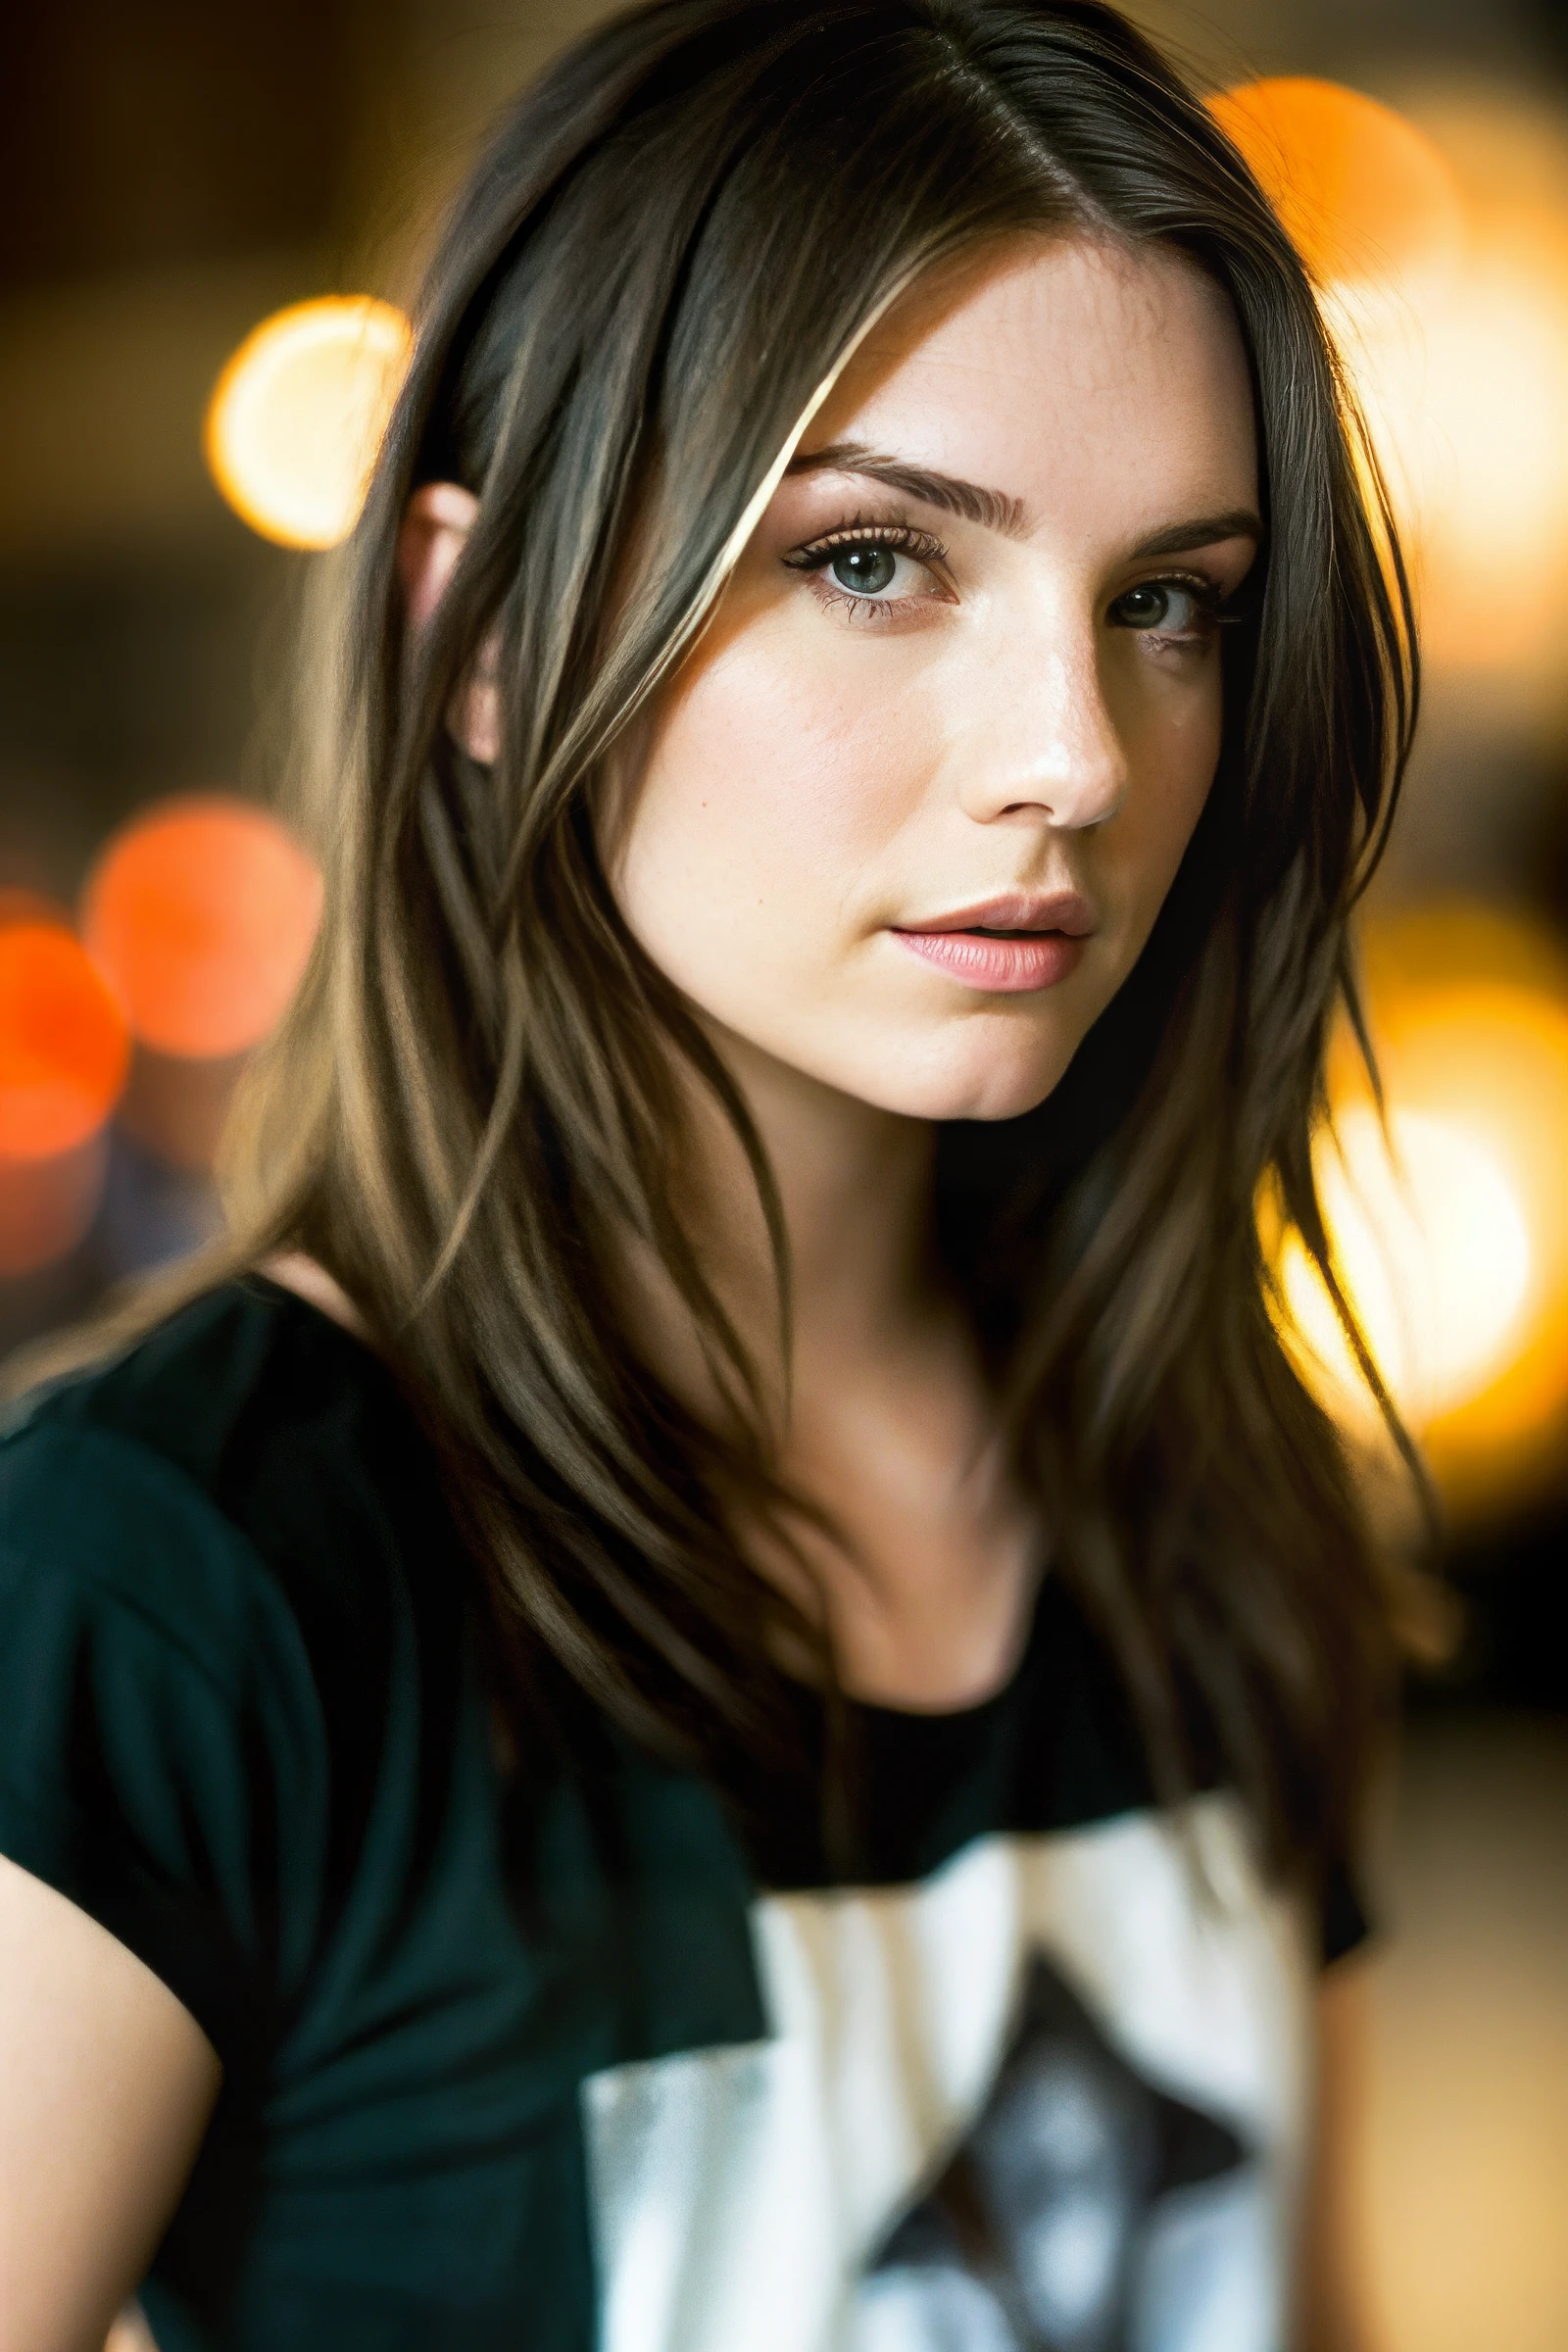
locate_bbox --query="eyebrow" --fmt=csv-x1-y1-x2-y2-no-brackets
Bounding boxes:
1129,511,1262,557
786,442,1027,537
787,444,1261,560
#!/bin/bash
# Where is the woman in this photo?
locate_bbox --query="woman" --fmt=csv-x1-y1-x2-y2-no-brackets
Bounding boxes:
0,4,1410,2347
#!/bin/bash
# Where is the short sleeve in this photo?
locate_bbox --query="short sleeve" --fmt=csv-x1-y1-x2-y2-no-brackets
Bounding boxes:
1320,1853,1372,1967
0,1414,330,2062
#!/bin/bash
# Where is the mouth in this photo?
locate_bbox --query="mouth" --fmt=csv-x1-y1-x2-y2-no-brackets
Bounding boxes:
890,892,1095,995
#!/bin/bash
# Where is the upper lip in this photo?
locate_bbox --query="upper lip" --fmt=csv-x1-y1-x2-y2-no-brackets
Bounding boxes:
896,890,1097,937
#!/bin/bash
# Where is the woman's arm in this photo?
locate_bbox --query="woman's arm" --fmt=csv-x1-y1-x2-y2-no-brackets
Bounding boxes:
0,1855,220,2352
1297,1956,1380,2352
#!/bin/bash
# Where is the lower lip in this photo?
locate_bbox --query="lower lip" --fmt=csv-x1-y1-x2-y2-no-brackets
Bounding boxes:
892,928,1088,993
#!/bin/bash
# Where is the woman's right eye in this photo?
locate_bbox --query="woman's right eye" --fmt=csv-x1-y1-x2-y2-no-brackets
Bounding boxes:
782,522,951,615
828,543,900,596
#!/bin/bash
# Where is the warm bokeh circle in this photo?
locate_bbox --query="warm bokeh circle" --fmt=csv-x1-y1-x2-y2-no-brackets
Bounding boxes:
204,294,413,550
1208,76,1465,291
1275,904,1568,1522
0,919,130,1160
81,796,322,1062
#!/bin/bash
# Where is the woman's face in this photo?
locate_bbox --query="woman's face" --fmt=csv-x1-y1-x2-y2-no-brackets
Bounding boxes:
611,235,1259,1123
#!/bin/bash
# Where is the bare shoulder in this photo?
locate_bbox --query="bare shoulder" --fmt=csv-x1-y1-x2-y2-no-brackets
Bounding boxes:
0,1855,220,2352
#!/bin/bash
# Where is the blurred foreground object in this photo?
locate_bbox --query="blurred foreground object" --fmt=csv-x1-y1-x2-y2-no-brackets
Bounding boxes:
81,796,321,1170
1277,905,1568,1523
204,295,412,549
0,914,129,1273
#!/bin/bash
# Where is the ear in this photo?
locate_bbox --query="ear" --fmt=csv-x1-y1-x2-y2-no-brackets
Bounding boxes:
396,480,501,764
397,480,477,631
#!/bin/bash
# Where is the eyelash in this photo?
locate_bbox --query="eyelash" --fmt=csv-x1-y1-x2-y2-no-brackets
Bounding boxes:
781,516,951,619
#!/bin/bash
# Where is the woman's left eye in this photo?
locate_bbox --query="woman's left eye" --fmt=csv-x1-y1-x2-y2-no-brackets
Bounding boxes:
1107,579,1218,639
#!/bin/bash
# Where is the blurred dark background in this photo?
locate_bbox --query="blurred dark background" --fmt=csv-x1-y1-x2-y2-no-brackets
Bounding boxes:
4,4,1568,2342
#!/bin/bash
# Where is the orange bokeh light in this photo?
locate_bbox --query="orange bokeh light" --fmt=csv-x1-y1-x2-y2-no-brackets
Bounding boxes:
0,920,129,1161
1209,76,1465,292
81,796,321,1061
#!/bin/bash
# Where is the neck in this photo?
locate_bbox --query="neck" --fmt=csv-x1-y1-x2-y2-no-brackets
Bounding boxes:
617,1019,1037,1708
738,1032,938,1353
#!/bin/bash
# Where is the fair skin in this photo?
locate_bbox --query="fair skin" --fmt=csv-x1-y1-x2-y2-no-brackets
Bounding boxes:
0,235,1372,2351
0,1855,220,2352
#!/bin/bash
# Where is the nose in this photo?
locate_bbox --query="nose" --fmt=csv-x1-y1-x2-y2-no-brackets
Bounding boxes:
953,603,1128,831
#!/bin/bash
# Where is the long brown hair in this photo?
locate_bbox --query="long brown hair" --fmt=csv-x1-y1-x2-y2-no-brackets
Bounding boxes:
73,0,1419,1877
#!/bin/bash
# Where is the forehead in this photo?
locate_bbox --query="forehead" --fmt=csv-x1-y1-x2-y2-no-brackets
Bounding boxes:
809,234,1257,529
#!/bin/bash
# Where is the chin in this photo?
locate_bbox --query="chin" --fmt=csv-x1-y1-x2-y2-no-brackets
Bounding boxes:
846,1026,1082,1124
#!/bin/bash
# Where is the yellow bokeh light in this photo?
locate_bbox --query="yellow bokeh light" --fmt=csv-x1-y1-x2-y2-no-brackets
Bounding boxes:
1278,906,1568,1519
1280,1107,1531,1425
1328,204,1568,690
204,296,413,550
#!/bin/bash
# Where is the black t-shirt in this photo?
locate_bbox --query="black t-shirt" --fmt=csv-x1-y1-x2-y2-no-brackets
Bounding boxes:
0,1281,1363,2352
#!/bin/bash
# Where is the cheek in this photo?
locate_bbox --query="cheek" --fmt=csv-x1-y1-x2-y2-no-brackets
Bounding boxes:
1107,664,1224,923
612,623,931,1002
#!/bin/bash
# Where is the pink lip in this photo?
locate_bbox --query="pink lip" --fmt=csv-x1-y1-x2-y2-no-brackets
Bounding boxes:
892,891,1095,995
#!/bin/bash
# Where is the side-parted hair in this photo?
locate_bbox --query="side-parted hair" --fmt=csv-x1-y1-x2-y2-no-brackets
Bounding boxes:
91,1,1421,1878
